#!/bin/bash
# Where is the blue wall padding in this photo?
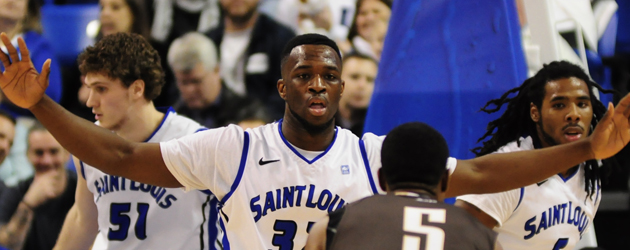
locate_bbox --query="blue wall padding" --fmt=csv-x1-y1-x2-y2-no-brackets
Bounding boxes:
40,4,99,66
364,0,528,159
616,0,630,54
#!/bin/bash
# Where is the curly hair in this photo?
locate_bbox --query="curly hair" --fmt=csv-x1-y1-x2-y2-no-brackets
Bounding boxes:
78,33,165,100
473,61,618,199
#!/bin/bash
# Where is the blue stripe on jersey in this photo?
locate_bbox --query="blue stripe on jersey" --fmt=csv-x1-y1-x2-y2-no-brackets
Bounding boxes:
219,218,231,250
195,127,209,133
359,140,378,194
221,131,250,204
143,107,174,142
557,167,579,182
79,161,86,179
277,119,338,164
514,187,525,212
207,196,221,250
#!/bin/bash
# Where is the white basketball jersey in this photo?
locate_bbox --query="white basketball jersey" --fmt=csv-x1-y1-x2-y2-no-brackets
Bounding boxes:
82,109,221,250
458,136,600,250
160,120,458,250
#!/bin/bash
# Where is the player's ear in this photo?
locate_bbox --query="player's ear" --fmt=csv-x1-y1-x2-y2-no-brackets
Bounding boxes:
530,102,540,122
278,79,287,100
130,79,145,99
440,170,449,193
340,80,345,97
377,168,388,191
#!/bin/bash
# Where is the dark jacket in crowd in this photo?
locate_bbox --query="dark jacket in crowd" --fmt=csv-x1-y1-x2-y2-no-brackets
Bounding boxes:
205,14,295,120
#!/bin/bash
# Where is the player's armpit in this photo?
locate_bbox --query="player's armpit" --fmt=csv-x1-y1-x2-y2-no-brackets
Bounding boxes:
305,216,329,250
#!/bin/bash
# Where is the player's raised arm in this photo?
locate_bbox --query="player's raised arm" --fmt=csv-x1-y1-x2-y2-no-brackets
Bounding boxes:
446,95,630,197
0,33,179,187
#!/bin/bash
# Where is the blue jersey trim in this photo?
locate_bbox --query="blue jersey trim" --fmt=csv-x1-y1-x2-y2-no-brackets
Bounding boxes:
195,127,209,133
219,218,230,250
514,187,524,212
220,131,249,204
144,107,174,142
277,119,338,164
557,166,579,182
79,160,86,179
207,195,220,250
359,140,378,194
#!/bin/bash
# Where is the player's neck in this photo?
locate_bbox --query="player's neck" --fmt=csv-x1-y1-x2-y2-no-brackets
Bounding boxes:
281,114,336,151
115,102,165,142
391,189,442,202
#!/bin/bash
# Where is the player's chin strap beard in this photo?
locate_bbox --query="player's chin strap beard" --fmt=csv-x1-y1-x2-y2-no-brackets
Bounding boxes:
536,120,559,147
288,106,336,135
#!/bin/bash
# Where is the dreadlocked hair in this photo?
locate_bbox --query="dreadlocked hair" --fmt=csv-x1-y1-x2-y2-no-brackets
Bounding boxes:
471,61,618,200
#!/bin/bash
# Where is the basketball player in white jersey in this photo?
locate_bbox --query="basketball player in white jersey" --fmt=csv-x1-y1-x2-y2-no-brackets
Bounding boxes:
50,33,220,250
1,33,630,250
457,61,614,249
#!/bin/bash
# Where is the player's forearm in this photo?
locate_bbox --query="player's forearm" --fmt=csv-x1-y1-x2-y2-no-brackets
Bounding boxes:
451,139,591,196
53,206,97,250
28,96,138,177
0,203,34,250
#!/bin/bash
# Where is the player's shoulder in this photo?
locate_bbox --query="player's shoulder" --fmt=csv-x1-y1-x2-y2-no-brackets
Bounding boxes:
495,136,534,154
241,120,279,139
151,109,206,141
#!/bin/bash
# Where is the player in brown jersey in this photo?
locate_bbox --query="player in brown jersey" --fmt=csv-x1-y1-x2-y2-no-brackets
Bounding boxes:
305,122,502,250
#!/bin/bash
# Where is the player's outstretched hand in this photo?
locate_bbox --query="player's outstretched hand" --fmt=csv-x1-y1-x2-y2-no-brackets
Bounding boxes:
0,32,50,109
589,92,630,159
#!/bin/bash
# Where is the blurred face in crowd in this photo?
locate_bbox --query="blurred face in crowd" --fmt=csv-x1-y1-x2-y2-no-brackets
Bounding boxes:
0,0,27,22
99,0,133,36
0,116,15,165
356,0,390,41
531,77,593,147
340,57,377,109
84,72,135,131
220,0,259,21
28,130,69,174
174,63,222,110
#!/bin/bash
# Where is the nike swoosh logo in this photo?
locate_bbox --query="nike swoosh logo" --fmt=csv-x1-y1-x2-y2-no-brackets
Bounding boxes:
259,157,280,166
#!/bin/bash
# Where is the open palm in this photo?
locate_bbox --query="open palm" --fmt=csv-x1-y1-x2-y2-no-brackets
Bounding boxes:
0,33,50,109
589,92,630,159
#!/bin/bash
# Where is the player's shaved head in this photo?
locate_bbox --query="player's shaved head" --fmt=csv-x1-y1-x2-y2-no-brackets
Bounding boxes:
381,122,449,189
280,33,342,71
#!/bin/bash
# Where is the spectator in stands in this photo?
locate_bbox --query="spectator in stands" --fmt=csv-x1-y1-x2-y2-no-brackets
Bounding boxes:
0,122,74,250
232,100,273,130
0,0,62,117
150,0,220,48
339,0,391,61
72,0,157,119
0,111,15,187
168,32,249,128
206,0,295,120
275,0,356,42
336,52,377,136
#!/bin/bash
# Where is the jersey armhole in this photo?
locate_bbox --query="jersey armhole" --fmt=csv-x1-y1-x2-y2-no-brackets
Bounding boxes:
326,206,346,250
219,131,250,205
358,140,378,194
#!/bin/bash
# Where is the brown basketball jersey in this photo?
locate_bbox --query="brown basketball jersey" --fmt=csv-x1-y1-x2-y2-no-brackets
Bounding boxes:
327,193,497,250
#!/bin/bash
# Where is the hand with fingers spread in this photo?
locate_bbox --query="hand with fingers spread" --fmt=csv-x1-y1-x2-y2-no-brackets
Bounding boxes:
0,32,51,109
589,93,630,159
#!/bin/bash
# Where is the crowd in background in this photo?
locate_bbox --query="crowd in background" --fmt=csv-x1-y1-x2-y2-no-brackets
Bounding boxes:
0,0,628,249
